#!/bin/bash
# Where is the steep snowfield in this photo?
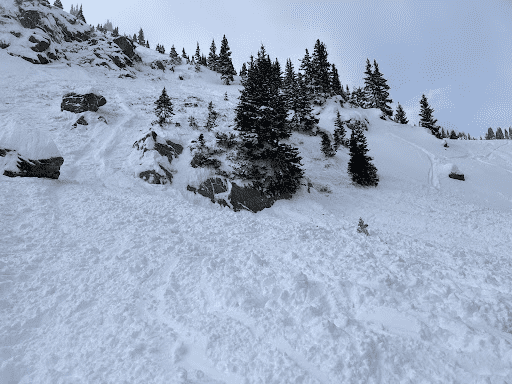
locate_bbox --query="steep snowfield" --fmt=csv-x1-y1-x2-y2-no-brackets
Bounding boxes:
1,48,512,383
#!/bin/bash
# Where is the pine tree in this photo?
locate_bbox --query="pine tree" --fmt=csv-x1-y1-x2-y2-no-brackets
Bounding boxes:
152,87,174,127
505,129,510,140
468,133,472,140
449,130,457,139
218,35,236,85
363,58,377,109
239,62,248,81
182,48,188,63
283,58,297,111
299,49,313,92
146,40,150,49
233,44,304,197
393,103,408,124
137,28,145,46
194,42,201,72
53,0,63,9
290,72,318,132
169,45,180,65
347,120,379,187
509,127,512,139
321,132,335,157
329,63,344,99
372,60,393,119
310,39,331,104
70,4,75,15
496,127,504,139
76,4,86,23
419,94,440,138
112,26,119,37
345,85,351,103
207,39,218,72
132,33,137,43
485,127,495,140
333,110,347,150
205,101,218,131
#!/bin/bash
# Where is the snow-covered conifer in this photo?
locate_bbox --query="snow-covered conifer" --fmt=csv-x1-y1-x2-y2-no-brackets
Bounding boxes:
137,28,145,46
169,45,180,65
112,26,119,37
320,132,335,157
485,127,495,140
205,101,218,131
283,58,296,111
394,103,408,124
239,62,248,83
53,0,63,9
505,129,510,140
363,58,377,109
333,110,347,150
299,49,313,92
310,39,331,104
76,5,86,23
329,63,344,99
152,87,174,127
347,120,379,187
496,127,504,139
218,35,236,85
419,94,440,138
372,60,393,119
233,44,304,197
194,42,201,72
207,39,218,72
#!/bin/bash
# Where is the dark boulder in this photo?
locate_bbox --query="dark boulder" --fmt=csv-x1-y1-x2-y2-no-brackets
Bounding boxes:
449,172,465,181
61,92,107,113
28,34,50,52
151,60,165,71
113,36,136,59
19,9,41,29
188,177,289,213
1,148,64,179
72,116,88,128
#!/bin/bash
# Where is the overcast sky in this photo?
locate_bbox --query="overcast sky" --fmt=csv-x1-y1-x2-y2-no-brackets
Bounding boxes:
66,0,512,138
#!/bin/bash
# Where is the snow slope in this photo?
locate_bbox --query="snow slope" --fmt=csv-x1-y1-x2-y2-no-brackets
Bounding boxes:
1,48,512,383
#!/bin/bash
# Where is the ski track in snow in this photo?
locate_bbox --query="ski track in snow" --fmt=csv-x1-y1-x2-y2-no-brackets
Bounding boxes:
1,50,512,383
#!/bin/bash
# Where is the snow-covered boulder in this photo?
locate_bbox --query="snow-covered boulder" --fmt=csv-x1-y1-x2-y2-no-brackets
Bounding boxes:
0,119,64,179
131,130,183,185
448,164,465,181
61,92,107,113
187,177,290,213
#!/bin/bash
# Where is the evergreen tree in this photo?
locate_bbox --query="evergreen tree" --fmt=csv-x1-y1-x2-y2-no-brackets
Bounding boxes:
419,94,440,138
76,4,86,23
239,62,248,81
299,49,313,91
283,58,297,111
310,39,331,104
372,60,393,119
169,45,180,65
345,84,351,103
449,130,457,139
205,101,219,131
112,26,119,37
70,4,75,15
137,28,145,46
496,127,504,139
271,58,283,91
509,127,512,139
132,34,137,43
156,44,165,54
53,0,63,9
182,48,188,63
441,127,446,138
233,44,304,197
347,120,379,187
505,129,510,140
329,63,344,99
321,132,335,157
146,40,150,49
194,42,201,72
218,35,236,85
393,103,408,124
207,39,218,72
485,127,495,140
152,87,174,127
468,133,472,140
290,72,318,132
333,110,347,150
363,58,377,109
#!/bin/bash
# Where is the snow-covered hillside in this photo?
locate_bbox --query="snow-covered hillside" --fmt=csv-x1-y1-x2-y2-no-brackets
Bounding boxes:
1,39,512,384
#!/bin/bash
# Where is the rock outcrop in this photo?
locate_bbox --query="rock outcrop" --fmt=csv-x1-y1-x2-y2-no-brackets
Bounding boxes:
132,130,183,185
449,172,465,181
61,92,107,113
113,36,136,59
72,115,88,128
187,177,291,213
1,148,64,179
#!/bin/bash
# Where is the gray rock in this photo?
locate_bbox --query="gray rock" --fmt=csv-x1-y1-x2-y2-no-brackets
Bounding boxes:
1,148,64,179
449,172,465,181
72,116,88,128
113,36,136,59
61,92,107,113
28,34,50,52
151,60,165,71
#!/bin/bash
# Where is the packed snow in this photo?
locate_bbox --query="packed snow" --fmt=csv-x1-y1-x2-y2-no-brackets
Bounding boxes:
1,40,512,384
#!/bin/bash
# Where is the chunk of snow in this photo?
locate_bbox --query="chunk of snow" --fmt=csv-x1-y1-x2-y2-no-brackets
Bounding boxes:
0,118,61,159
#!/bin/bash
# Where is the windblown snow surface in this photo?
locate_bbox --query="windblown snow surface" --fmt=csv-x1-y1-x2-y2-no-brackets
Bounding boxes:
1,47,512,384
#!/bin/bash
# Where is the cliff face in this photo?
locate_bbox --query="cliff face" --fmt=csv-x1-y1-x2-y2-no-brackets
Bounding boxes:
0,0,138,69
